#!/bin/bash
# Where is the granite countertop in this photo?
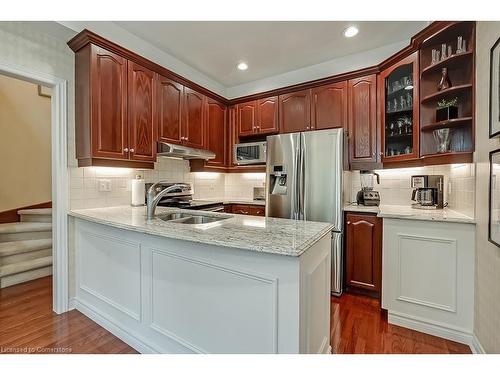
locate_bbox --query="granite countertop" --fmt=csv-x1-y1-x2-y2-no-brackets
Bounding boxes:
69,206,332,257
343,203,475,224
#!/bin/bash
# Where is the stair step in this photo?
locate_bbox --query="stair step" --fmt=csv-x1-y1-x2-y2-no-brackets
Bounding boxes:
0,222,52,243
0,266,52,288
1,248,52,266
18,208,52,223
0,255,52,277
0,238,52,257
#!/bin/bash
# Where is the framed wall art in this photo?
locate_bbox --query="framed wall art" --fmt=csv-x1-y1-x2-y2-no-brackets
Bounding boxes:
490,37,500,138
489,148,500,247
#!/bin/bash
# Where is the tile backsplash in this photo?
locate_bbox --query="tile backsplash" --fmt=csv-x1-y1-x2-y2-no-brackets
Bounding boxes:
70,158,474,218
344,163,475,217
69,158,265,209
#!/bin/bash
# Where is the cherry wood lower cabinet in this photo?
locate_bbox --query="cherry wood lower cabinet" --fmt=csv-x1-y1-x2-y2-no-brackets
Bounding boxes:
345,212,382,298
225,204,265,216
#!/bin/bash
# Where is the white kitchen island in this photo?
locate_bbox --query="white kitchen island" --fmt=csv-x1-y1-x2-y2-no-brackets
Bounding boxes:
69,206,333,354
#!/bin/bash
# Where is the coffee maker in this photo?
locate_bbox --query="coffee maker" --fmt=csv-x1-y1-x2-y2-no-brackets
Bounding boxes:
410,175,444,209
356,170,381,206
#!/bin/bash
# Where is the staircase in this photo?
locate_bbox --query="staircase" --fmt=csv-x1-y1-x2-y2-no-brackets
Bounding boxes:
0,208,52,288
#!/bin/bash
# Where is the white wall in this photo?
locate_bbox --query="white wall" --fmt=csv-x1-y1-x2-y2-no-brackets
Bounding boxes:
0,74,52,211
473,21,500,353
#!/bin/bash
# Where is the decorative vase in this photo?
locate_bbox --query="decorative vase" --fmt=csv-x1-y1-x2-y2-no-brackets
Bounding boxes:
433,128,451,153
437,67,452,91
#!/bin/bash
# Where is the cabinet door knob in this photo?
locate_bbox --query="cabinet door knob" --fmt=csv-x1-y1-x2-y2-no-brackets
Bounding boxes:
130,148,135,153
347,221,351,225
379,152,384,156
123,148,129,153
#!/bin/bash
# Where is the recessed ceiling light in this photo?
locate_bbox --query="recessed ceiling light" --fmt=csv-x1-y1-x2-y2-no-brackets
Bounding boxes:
343,26,359,38
237,62,248,71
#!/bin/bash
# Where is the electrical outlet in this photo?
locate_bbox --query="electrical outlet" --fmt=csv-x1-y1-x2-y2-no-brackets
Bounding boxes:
98,179,112,192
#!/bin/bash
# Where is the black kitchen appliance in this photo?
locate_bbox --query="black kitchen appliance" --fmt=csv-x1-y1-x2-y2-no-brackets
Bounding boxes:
356,170,381,206
410,175,444,209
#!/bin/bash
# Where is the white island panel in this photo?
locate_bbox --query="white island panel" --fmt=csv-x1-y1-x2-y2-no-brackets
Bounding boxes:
74,218,331,354
382,218,475,345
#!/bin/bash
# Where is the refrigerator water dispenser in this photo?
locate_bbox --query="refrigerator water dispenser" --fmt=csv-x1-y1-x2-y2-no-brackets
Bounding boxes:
269,166,287,195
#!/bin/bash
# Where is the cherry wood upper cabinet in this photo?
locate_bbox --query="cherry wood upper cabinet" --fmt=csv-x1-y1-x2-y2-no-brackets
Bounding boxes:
237,97,279,137
312,81,347,130
205,99,226,166
379,52,419,163
256,96,279,134
347,75,379,168
183,87,205,149
237,101,257,137
90,45,128,161
156,74,183,145
128,62,156,162
279,89,311,133
345,213,382,297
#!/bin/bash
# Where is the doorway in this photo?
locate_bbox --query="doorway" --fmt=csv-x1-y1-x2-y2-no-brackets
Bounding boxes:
0,63,68,314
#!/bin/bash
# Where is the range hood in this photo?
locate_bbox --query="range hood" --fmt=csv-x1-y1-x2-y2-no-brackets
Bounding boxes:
157,142,215,160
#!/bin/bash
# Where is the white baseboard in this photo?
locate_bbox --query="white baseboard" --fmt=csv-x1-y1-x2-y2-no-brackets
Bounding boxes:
470,335,486,354
75,298,157,354
68,297,76,311
388,312,473,347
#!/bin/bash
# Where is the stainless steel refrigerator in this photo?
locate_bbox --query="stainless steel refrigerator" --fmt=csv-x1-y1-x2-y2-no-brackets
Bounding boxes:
266,128,343,296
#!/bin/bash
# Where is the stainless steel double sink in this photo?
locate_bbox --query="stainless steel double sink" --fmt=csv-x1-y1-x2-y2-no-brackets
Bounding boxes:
157,212,231,225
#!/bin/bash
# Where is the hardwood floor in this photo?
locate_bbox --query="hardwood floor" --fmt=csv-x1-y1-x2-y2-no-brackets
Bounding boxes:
0,276,137,354
331,293,471,354
0,277,471,354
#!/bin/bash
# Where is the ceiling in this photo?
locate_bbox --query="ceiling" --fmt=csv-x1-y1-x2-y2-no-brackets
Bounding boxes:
115,21,429,87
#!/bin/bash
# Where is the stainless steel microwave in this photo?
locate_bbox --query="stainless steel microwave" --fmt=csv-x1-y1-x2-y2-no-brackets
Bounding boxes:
234,141,267,165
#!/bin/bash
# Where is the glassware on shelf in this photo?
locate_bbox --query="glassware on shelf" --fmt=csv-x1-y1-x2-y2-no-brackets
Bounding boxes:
397,119,404,134
400,96,406,110
393,98,398,112
457,36,463,53
441,43,447,60
387,101,391,112
404,116,413,133
406,92,412,108
388,122,395,136
447,45,452,58
404,146,412,154
433,128,451,153
437,67,452,91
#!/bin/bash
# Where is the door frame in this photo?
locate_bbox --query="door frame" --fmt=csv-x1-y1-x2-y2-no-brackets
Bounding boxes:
0,61,69,314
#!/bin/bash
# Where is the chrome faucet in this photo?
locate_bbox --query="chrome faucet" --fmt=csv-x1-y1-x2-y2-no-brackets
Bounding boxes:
146,182,190,220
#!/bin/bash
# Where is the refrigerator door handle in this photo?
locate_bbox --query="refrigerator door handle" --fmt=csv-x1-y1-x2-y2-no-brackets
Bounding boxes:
299,133,306,220
293,138,301,220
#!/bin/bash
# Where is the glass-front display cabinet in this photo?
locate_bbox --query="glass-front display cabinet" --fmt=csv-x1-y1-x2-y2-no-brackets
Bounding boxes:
379,52,419,162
